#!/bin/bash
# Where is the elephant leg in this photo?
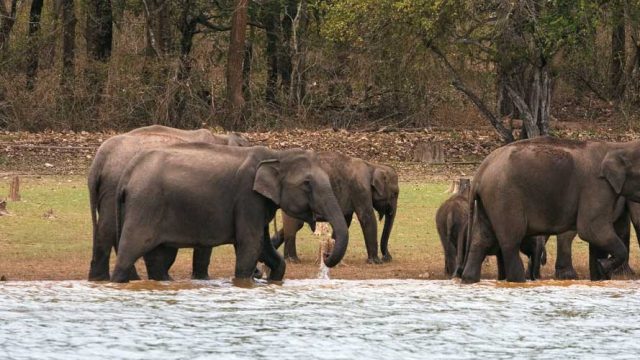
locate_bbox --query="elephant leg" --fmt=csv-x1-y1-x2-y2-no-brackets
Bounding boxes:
261,227,286,281
355,207,382,265
461,204,496,284
442,227,460,277
88,219,113,281
271,229,285,249
588,244,610,281
234,226,264,280
90,199,141,282
143,246,177,281
611,215,634,278
192,247,213,280
496,251,506,281
555,231,578,280
581,224,629,281
112,227,156,283
282,216,304,263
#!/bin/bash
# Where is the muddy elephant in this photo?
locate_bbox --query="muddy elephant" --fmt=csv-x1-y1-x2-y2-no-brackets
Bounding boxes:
111,144,349,283
459,136,640,283
436,182,547,280
87,125,248,281
554,201,640,279
270,152,399,264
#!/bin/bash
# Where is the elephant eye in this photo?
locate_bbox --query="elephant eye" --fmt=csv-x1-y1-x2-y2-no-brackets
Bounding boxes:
303,180,312,192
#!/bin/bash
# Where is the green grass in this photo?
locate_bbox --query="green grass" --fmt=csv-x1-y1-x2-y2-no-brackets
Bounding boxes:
0,176,638,280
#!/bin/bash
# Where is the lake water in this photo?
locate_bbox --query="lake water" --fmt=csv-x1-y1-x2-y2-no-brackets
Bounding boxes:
1,279,639,359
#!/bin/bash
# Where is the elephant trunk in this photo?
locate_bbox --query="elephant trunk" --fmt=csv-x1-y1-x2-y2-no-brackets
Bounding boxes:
380,197,397,260
317,187,349,268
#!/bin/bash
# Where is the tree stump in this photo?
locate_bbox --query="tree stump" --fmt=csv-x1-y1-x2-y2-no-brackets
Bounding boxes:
0,199,8,216
8,176,20,201
446,178,471,195
413,142,445,163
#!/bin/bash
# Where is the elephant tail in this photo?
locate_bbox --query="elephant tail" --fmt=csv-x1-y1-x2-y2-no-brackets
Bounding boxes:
115,170,130,253
88,166,100,254
456,184,478,278
541,242,547,266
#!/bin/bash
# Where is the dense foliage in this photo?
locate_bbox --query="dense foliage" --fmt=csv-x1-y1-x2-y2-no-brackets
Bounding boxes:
0,0,638,140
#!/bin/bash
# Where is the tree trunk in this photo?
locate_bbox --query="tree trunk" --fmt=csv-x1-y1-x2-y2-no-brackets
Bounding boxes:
61,0,76,91
8,176,20,201
505,65,551,139
85,0,113,100
142,0,172,57
264,1,279,104
226,0,248,130
279,0,297,95
290,0,308,107
0,0,18,54
170,0,196,125
26,0,44,90
242,36,253,102
610,0,626,99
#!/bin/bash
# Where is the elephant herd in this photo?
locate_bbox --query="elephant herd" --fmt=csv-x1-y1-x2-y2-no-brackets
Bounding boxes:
87,125,398,283
88,126,640,284
437,136,640,283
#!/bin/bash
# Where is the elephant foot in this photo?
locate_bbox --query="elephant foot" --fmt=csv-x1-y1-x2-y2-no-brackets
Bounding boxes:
126,266,141,281
111,268,131,283
612,263,635,278
382,253,393,263
191,273,210,280
594,259,613,281
267,261,286,282
285,256,301,264
555,266,578,280
88,272,110,282
252,267,264,279
367,256,383,265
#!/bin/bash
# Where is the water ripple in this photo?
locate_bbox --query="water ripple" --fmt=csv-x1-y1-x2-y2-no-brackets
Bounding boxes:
1,280,639,359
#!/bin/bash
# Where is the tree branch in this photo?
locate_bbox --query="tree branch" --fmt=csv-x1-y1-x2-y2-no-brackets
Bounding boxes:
429,44,514,143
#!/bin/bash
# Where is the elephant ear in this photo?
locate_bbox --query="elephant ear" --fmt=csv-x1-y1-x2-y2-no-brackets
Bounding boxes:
600,150,629,194
371,168,386,198
253,160,281,205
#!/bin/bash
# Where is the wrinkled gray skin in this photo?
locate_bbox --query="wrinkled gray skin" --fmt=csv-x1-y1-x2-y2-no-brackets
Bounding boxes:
436,184,547,280
111,144,349,283
459,136,640,283
554,201,640,279
87,125,249,281
270,152,399,264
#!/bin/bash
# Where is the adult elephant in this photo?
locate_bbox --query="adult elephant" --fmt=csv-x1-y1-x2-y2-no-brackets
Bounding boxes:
459,136,640,283
87,125,248,281
270,152,399,264
111,144,349,283
554,201,640,279
436,183,547,280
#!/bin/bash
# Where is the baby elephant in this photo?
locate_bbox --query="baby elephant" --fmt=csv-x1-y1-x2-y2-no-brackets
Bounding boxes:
436,180,547,280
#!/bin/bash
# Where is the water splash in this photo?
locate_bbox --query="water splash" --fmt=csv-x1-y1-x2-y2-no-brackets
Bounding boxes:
316,226,335,280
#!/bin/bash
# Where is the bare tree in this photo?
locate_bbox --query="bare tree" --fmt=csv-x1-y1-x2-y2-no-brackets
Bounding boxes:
60,0,76,91
25,0,43,90
226,0,248,129
86,0,113,98
0,0,19,54
610,0,626,100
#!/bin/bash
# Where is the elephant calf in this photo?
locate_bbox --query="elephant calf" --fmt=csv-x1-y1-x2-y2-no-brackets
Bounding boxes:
112,144,349,283
436,182,547,280
271,152,399,264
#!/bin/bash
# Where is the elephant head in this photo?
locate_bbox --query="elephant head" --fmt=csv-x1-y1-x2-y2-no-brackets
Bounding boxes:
253,150,349,267
600,147,640,202
371,164,399,261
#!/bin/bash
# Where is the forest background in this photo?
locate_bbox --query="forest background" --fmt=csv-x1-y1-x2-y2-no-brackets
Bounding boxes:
0,0,640,142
